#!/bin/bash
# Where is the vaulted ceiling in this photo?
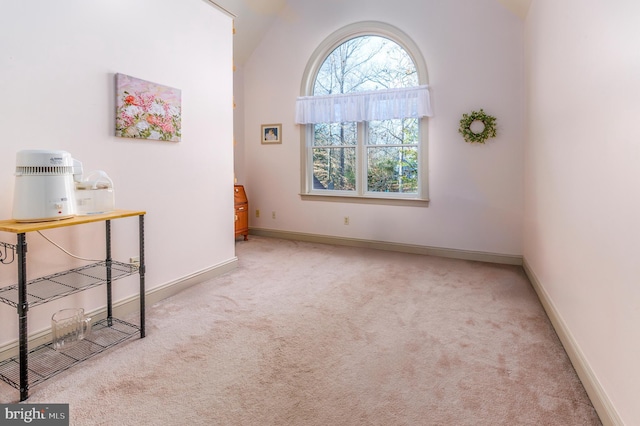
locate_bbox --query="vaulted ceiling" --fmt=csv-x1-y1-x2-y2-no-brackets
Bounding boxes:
210,0,532,66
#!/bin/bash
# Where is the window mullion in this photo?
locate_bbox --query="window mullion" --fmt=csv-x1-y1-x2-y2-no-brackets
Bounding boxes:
357,121,366,195
306,124,314,193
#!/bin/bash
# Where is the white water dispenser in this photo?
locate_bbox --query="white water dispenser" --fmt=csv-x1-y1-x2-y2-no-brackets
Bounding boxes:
12,150,82,222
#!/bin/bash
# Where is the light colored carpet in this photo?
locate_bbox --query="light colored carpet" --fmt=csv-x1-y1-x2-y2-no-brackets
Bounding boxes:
1,236,600,425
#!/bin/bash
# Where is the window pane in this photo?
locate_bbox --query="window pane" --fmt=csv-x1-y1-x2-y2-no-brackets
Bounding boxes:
313,147,356,191
368,118,418,145
367,146,418,193
314,36,418,95
313,122,356,147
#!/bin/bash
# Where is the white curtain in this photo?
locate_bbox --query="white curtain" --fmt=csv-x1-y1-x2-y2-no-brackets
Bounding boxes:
295,85,432,124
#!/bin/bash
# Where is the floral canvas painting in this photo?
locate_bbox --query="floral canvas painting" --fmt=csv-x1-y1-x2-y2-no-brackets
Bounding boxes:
115,73,181,141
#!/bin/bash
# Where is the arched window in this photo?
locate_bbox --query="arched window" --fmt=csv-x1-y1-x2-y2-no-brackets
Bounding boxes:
297,22,431,203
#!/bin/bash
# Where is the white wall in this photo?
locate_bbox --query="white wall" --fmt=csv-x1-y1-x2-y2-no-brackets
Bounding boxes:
0,0,234,345
524,1,640,424
234,66,246,183
238,0,525,256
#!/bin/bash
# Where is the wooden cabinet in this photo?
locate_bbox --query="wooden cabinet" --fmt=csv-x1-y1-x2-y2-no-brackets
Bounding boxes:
234,185,248,240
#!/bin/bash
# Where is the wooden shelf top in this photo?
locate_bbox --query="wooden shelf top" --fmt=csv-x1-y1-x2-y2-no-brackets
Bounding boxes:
0,209,146,233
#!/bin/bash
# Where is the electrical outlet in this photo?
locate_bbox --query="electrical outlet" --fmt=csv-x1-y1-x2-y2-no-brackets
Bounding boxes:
129,256,140,265
256,209,260,218
344,216,349,225
272,211,276,219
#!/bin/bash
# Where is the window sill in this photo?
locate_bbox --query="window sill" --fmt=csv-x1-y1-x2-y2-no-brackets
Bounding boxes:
300,193,430,207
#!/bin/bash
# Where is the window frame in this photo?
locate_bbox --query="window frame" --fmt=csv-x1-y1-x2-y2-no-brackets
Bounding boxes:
299,21,430,206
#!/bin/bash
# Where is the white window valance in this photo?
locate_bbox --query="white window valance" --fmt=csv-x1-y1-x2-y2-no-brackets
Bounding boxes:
295,85,432,124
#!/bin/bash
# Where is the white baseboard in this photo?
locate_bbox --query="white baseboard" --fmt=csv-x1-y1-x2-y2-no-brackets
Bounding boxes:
250,227,523,265
523,258,622,426
0,257,238,363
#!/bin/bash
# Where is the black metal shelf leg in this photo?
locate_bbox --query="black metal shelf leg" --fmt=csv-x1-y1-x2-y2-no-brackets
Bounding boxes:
17,233,28,401
106,220,113,326
139,215,145,338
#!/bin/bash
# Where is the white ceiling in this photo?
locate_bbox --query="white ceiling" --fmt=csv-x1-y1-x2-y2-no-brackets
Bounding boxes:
496,0,532,20
208,0,287,65
210,0,531,66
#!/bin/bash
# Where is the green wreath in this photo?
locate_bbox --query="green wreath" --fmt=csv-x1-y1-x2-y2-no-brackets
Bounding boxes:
458,109,497,144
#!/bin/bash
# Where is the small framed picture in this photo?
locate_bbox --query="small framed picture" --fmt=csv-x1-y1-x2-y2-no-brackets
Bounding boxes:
261,124,282,144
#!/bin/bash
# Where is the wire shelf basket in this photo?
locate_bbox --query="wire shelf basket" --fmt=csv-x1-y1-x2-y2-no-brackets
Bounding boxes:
0,261,138,308
0,318,140,391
